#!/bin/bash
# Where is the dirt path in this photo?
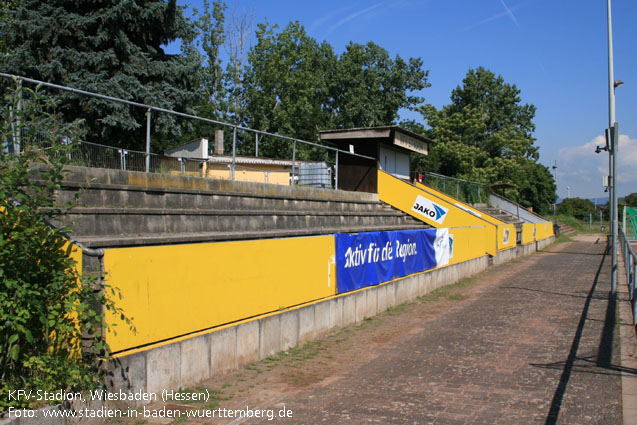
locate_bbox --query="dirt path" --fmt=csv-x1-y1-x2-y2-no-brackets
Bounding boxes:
110,234,622,425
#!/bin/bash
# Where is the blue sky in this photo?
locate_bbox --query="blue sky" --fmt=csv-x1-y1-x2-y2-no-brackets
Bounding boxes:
173,0,636,199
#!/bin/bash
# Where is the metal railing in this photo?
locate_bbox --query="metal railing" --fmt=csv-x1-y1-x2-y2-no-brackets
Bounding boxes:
1,73,374,189
65,140,206,175
413,171,488,204
619,224,637,325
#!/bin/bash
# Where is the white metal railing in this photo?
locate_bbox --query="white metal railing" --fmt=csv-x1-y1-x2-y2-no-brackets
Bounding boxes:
1,72,375,189
619,224,637,325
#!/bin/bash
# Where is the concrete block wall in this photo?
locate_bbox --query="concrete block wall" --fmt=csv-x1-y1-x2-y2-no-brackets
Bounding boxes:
536,237,554,251
493,247,518,265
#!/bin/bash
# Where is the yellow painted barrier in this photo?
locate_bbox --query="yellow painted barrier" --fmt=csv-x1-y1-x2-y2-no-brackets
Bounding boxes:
522,223,535,245
535,221,554,241
104,236,336,353
414,182,504,226
378,171,497,256
497,224,517,250
68,241,83,272
448,226,489,265
412,181,518,251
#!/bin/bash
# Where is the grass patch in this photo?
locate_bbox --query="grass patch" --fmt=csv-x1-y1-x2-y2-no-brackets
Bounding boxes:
202,389,232,410
554,234,573,244
417,275,476,303
554,215,607,234
244,363,263,374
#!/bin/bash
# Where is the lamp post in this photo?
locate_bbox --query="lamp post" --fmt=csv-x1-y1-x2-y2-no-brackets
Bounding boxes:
606,0,621,295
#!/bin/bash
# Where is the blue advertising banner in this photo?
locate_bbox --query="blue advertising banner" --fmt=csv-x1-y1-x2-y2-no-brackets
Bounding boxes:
335,228,450,294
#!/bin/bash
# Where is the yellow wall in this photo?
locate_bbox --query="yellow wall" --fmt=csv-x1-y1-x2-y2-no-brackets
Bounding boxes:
378,171,497,256
412,181,518,251
535,221,554,241
448,226,489,265
68,242,83,273
206,164,290,185
103,236,336,353
414,182,505,227
521,223,535,245
497,224,517,250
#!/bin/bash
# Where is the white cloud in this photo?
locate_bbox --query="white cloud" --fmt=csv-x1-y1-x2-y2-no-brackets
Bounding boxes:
557,134,637,198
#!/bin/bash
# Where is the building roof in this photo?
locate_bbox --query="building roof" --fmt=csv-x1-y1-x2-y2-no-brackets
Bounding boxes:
207,155,314,167
318,126,434,155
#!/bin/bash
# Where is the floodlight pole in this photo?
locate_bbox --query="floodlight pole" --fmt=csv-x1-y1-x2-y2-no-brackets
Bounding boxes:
607,0,618,295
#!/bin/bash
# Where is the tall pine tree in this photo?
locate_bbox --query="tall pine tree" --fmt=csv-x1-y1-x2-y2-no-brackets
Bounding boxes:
0,0,198,151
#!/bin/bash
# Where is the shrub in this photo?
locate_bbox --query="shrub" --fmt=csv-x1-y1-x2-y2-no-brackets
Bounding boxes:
0,80,129,410
556,197,595,220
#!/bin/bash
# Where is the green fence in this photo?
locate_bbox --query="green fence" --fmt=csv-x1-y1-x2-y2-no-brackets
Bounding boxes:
627,207,637,239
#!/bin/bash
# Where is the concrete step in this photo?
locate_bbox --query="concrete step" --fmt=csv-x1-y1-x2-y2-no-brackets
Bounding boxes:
476,207,525,225
55,207,423,237
55,181,387,214
49,166,430,248
559,224,577,235
74,223,431,248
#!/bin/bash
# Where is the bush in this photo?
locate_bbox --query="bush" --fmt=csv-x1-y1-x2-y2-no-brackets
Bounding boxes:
0,80,129,410
556,197,595,220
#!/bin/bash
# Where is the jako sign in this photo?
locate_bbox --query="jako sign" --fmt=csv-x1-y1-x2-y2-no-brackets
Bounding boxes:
411,195,448,225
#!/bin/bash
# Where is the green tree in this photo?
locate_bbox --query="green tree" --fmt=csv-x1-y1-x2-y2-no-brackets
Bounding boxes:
242,22,430,159
179,0,229,144
242,21,336,158
624,193,637,207
446,67,537,159
331,41,429,129
413,68,556,214
0,0,16,54
0,0,199,152
557,198,595,220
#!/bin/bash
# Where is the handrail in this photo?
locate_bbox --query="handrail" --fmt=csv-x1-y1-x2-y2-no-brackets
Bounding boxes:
0,73,376,170
619,224,637,325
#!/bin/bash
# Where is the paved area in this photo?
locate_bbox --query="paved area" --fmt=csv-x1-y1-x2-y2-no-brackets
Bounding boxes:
126,234,632,425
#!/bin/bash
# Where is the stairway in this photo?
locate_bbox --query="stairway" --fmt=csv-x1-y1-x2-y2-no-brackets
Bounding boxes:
52,166,429,248
474,207,525,243
556,223,577,237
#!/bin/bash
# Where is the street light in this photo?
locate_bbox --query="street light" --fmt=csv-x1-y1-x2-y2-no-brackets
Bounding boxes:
606,0,620,295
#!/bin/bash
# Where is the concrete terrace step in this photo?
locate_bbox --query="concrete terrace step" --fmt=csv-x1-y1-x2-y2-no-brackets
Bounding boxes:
56,207,423,237
74,224,430,248
558,224,578,235
476,207,525,226
51,166,429,248
55,181,387,213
